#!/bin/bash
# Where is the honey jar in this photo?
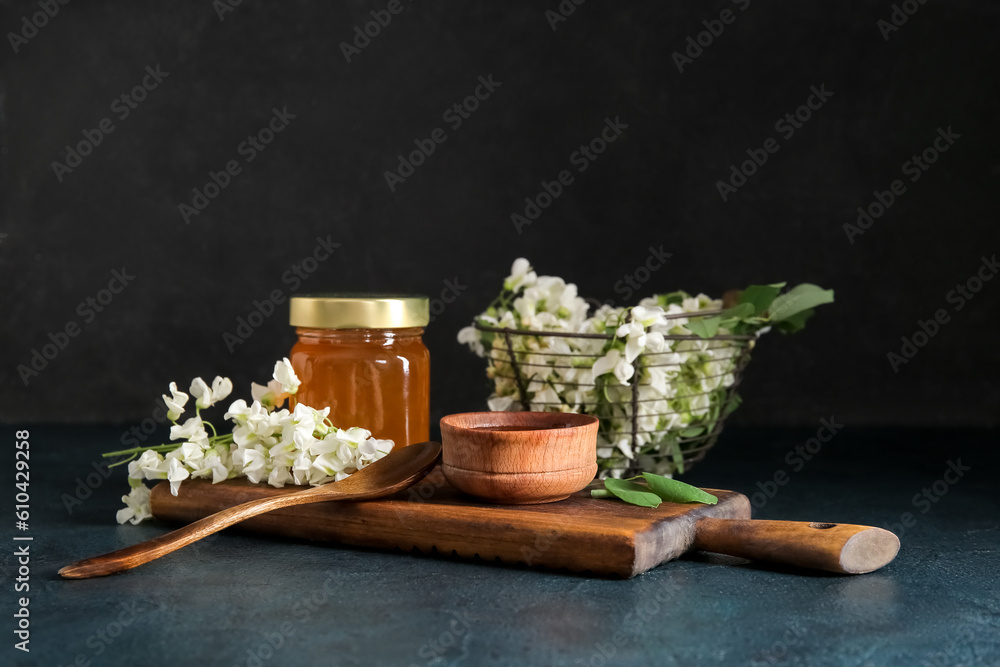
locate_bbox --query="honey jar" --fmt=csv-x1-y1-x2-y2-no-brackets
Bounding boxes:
288,295,430,448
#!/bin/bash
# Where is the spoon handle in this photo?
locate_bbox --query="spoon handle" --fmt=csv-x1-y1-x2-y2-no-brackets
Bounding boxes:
59,488,334,579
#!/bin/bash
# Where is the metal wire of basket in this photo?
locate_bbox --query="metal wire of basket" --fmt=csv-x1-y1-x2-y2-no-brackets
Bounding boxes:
473,307,757,477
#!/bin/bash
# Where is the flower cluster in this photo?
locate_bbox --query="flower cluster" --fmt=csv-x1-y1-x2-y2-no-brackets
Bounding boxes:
110,359,393,525
458,259,765,479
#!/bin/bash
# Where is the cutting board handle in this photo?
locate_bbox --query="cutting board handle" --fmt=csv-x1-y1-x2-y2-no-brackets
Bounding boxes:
693,518,900,574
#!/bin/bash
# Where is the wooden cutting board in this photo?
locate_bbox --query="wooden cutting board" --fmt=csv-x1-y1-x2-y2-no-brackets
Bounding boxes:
150,469,750,578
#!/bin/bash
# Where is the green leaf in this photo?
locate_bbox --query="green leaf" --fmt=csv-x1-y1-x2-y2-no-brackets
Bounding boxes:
671,438,685,475
603,479,662,508
775,309,815,334
680,426,706,438
479,329,495,350
722,393,743,416
657,291,688,307
687,316,721,338
721,302,755,320
600,380,615,402
769,284,834,322
641,473,718,505
738,283,786,317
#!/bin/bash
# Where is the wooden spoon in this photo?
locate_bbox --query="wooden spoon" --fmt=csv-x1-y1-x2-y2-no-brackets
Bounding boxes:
59,440,442,579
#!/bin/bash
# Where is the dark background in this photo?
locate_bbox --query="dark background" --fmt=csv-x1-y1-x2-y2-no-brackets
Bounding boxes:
2,0,997,434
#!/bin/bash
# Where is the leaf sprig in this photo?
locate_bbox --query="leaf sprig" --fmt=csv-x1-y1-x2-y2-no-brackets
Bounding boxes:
684,282,835,338
592,472,718,508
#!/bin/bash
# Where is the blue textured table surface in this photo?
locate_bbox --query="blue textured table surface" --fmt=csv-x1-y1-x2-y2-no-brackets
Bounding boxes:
3,425,998,666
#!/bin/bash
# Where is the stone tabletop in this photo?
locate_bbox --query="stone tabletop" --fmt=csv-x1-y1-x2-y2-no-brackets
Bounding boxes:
3,425,998,666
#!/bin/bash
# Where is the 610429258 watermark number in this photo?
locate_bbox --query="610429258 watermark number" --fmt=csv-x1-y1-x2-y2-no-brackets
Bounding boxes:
12,429,33,654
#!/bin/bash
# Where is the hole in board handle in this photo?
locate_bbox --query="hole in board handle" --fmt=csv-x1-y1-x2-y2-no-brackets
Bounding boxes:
809,522,837,529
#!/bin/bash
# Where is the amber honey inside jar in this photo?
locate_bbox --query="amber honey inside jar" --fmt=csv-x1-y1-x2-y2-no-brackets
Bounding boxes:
289,295,430,448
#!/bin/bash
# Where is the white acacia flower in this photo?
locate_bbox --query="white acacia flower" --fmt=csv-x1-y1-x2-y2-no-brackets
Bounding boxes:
338,440,358,463
268,439,297,468
644,366,670,395
224,399,251,423
166,456,190,496
681,297,702,312
616,320,647,364
282,403,318,444
133,449,168,480
273,358,301,395
529,385,561,411
615,438,634,460
457,326,484,357
179,439,206,463
190,375,232,409
357,439,379,461
630,305,666,327
233,404,283,448
242,445,267,472
211,376,233,404
162,382,189,421
645,330,666,352
292,452,318,486
170,416,209,448
117,361,397,524
290,427,318,459
694,392,713,415
250,380,284,409
593,349,634,385
190,377,213,409
337,427,371,445
513,295,536,326
308,432,342,457
190,452,230,484
487,395,514,412
504,258,537,292
267,466,292,488
372,439,394,457
116,484,153,525
310,406,332,436
313,451,349,477
497,310,517,328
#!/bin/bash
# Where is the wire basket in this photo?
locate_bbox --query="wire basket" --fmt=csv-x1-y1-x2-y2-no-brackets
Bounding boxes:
473,307,757,478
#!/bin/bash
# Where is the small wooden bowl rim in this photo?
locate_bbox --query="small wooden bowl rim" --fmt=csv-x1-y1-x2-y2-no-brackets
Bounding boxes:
440,411,599,431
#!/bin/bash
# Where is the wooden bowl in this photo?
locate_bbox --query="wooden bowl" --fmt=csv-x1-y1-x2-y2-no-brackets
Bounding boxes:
439,412,599,504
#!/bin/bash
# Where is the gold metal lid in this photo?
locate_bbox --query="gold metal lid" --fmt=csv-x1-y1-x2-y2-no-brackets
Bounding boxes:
289,294,429,329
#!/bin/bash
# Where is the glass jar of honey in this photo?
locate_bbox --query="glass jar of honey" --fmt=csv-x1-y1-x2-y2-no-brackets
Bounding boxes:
288,295,430,448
